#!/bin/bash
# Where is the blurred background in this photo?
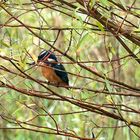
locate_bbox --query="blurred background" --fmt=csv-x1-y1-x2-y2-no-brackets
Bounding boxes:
0,0,140,139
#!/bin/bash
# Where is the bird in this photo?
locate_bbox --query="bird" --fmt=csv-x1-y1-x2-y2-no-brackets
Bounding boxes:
37,50,69,87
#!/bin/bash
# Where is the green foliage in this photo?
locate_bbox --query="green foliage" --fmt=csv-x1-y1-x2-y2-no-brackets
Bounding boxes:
100,0,109,6
0,0,140,140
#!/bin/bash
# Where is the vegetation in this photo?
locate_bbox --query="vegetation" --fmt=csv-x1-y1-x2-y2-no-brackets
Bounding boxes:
0,0,140,139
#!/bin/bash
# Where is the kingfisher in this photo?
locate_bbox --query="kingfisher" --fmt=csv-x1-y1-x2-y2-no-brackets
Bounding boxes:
37,50,69,86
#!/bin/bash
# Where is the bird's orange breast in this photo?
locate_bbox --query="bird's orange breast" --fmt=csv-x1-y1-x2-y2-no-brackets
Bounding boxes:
40,63,67,86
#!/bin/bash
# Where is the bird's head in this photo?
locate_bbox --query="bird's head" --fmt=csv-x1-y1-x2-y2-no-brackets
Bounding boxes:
37,50,58,64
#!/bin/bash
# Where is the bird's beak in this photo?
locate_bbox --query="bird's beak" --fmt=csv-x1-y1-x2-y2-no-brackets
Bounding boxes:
37,60,41,64
37,60,44,66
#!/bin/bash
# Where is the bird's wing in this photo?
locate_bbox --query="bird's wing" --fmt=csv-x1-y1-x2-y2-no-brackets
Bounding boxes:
54,64,69,85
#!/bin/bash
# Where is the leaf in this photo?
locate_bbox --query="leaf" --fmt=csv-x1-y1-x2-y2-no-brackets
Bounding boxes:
18,61,27,69
12,103,24,115
32,54,38,63
105,78,112,93
133,28,140,33
100,0,109,6
89,0,96,9
119,0,127,10
73,7,83,24
96,21,104,31
134,47,140,55
76,33,90,50
106,95,113,104
0,40,9,48
95,128,104,138
125,117,131,125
